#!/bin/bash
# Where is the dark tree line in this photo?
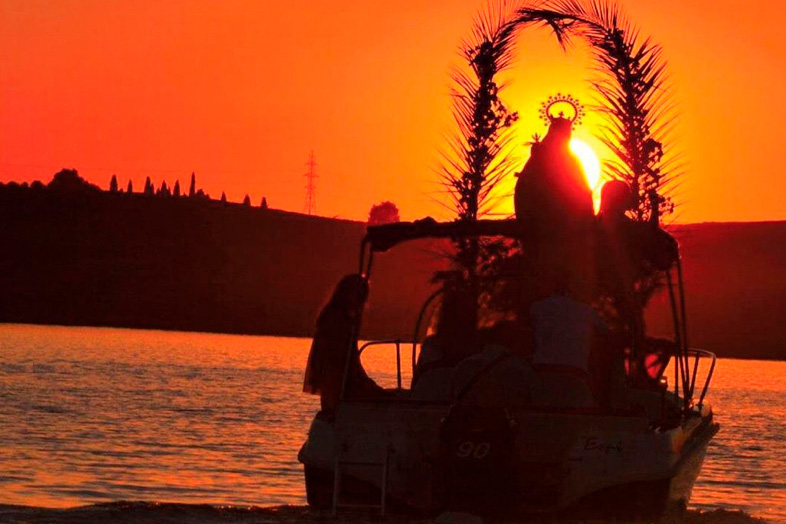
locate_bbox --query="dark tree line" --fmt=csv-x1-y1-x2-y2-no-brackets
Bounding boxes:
0,169,271,210
111,172,270,208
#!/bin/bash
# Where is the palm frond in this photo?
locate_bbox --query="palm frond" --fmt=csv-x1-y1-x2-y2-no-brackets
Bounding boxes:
514,0,680,222
439,1,535,224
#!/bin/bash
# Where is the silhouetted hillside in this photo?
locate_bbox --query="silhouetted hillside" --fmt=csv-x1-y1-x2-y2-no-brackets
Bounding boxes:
0,175,784,359
0,175,442,340
647,221,786,361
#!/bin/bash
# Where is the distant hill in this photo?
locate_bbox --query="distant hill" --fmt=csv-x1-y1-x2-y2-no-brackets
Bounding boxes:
0,175,784,360
647,221,786,360
0,175,442,340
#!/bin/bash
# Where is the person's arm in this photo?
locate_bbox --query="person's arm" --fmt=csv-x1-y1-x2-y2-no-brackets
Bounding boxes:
641,225,679,271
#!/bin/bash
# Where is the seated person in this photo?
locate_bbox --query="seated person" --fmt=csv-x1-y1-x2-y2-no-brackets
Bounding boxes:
451,344,533,407
529,291,608,408
411,280,480,401
413,334,445,382
530,292,607,372
478,319,535,359
410,321,533,403
587,333,674,412
411,334,454,402
303,274,386,413
631,336,675,388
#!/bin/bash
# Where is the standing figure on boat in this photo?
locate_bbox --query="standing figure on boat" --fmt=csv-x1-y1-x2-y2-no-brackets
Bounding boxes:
303,274,385,414
514,95,595,300
528,271,609,409
597,181,641,336
596,180,679,335
595,180,679,386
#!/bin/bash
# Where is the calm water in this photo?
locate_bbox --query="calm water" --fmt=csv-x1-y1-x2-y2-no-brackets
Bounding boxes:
0,324,783,522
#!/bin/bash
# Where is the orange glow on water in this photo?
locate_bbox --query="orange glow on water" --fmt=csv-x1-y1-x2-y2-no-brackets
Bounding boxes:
2,324,786,520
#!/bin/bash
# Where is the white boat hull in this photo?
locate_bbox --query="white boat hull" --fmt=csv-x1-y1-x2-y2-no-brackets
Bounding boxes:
299,401,718,518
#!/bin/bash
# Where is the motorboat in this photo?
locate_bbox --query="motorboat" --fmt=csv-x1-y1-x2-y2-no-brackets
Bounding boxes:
298,218,718,518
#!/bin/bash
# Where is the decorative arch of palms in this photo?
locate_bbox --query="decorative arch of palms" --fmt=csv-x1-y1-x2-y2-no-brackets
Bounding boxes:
440,0,679,224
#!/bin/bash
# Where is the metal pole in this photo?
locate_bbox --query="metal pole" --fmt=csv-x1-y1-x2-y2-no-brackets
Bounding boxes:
666,270,684,406
395,340,402,389
678,259,698,401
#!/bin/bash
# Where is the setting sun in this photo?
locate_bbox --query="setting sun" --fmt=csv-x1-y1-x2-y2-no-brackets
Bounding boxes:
569,138,602,190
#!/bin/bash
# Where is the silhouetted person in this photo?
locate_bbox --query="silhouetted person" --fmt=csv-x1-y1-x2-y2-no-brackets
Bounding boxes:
530,278,607,372
528,274,606,409
435,276,479,364
596,180,678,357
303,274,384,414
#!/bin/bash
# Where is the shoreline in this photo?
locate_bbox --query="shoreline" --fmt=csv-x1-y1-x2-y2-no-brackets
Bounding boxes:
0,502,771,524
2,321,785,363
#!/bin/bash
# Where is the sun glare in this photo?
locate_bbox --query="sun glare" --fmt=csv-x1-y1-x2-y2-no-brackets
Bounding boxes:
569,138,602,190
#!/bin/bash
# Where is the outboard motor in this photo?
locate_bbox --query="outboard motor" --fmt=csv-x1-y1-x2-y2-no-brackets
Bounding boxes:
438,406,517,513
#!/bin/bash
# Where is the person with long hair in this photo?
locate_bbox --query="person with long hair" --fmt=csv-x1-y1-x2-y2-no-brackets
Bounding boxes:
303,274,384,413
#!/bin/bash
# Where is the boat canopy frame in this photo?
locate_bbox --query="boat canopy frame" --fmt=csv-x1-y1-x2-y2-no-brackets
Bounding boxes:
359,218,521,275
349,217,714,415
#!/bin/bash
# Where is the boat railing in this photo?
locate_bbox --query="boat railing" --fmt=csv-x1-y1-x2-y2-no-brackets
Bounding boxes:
358,339,417,390
683,348,717,410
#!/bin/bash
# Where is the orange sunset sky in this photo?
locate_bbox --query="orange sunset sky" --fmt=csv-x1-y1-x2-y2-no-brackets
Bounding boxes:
1,0,784,223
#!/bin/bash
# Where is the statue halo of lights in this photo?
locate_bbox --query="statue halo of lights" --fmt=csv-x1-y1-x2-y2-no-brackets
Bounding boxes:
539,93,585,129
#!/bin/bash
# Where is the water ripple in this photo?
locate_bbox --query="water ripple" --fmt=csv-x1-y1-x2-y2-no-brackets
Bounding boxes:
0,324,783,522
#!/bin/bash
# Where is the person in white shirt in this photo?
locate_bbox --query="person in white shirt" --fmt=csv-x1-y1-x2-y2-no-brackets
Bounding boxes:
530,293,607,372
